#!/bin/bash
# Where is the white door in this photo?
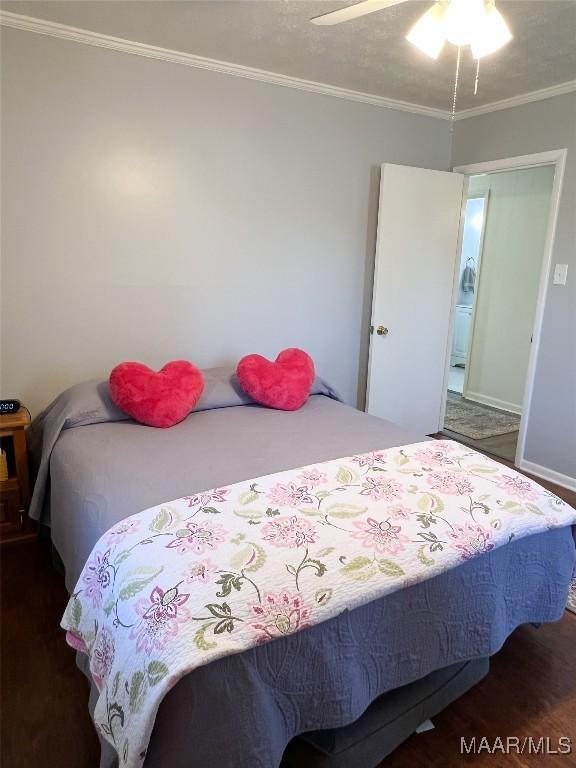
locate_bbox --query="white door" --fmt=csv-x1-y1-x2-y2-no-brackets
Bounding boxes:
366,164,465,435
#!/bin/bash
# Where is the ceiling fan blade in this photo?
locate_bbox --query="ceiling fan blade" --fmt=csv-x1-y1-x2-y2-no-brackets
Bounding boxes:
311,0,409,26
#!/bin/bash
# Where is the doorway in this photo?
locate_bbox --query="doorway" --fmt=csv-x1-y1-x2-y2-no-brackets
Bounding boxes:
442,163,557,463
366,154,565,472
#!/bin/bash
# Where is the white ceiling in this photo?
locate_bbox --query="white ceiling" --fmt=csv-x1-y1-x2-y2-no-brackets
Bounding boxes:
2,0,576,111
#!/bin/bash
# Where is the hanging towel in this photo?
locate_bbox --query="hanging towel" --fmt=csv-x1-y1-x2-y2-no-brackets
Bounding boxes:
461,263,476,292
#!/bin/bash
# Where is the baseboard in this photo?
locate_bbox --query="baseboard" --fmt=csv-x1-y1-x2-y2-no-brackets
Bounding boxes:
518,460,576,493
463,390,522,416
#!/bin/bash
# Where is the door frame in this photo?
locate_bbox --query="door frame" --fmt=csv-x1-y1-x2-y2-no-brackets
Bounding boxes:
443,148,567,469
460,191,490,400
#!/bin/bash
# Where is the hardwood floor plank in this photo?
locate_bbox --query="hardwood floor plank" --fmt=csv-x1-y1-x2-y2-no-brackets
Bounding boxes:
1,539,100,768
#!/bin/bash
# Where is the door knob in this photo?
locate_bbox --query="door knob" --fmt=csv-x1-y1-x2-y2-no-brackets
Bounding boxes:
376,325,389,336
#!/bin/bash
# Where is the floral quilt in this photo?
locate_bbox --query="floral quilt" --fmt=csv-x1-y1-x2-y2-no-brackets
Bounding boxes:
61,440,576,767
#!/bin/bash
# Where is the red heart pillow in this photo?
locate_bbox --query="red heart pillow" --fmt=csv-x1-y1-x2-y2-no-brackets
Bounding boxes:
109,360,204,428
236,348,315,411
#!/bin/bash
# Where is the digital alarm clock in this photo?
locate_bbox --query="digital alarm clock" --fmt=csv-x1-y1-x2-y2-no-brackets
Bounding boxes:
0,399,21,414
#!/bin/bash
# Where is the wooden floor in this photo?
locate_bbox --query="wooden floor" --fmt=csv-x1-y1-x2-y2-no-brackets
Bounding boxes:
2,534,575,768
442,425,519,463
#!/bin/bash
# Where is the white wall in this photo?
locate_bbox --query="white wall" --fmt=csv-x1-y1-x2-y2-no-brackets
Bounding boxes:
464,167,555,414
0,27,452,414
452,93,576,480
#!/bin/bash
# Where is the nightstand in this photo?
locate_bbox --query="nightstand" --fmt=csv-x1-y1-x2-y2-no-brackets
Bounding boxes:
0,408,35,543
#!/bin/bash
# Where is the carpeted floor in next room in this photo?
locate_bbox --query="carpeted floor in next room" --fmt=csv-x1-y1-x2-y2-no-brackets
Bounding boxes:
444,392,521,441
2,463,576,768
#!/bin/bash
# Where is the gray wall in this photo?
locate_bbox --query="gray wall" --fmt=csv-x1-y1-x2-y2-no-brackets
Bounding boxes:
0,28,452,414
452,93,576,479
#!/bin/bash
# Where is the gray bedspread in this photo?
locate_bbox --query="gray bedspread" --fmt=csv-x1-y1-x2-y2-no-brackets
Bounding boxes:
36,376,422,592
27,366,340,529
142,526,573,768
29,371,576,768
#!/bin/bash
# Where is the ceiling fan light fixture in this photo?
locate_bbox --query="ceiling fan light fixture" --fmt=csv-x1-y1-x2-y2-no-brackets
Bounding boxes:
444,0,486,46
406,2,448,60
470,1,513,58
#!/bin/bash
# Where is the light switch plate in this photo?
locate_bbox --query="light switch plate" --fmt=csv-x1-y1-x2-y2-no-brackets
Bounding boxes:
553,264,568,285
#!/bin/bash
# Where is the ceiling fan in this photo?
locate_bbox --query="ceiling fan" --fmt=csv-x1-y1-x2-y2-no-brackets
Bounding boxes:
311,0,513,60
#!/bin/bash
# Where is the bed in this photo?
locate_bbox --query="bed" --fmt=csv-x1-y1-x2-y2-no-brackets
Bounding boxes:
28,368,576,768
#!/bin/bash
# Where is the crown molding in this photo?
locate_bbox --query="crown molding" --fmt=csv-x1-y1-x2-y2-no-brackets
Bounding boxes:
454,79,576,120
2,11,574,123
0,11,450,120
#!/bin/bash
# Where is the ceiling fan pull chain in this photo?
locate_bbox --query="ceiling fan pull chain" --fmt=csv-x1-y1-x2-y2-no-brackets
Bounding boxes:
450,46,462,131
474,57,481,96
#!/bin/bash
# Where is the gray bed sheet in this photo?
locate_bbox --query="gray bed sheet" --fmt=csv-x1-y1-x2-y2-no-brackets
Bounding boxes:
34,376,576,768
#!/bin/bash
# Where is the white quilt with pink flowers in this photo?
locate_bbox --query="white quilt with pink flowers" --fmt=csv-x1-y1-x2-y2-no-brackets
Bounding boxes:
61,440,576,767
